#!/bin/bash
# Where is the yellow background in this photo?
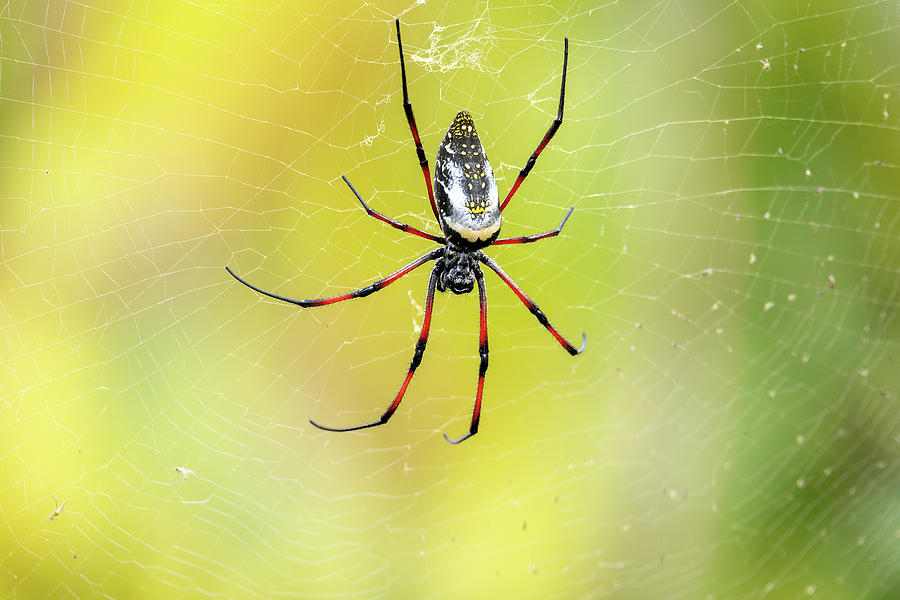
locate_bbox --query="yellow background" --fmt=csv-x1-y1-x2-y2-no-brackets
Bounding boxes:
2,1,898,598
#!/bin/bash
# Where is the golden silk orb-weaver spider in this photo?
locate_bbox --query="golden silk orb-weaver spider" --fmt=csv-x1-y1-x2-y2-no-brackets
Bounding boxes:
227,20,585,444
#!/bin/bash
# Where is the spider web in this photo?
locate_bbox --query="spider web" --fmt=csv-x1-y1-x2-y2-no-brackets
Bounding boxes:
2,0,898,598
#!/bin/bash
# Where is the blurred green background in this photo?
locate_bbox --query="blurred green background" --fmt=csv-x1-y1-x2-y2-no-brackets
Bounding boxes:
2,1,898,598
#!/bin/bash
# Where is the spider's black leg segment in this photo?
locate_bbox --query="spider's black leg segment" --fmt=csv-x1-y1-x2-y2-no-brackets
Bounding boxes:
310,264,440,433
499,37,568,213
395,19,439,221
444,267,488,444
480,254,586,355
493,206,575,246
226,248,442,308
343,176,444,243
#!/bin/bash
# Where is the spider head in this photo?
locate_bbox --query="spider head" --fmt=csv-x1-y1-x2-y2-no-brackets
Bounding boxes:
439,245,479,295
442,266,475,295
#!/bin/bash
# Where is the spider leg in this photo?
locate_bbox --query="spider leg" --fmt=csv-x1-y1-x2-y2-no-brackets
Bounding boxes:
310,264,439,433
343,176,444,243
444,267,488,444
480,254,586,355
499,37,568,213
226,248,442,308
395,19,440,221
492,206,574,245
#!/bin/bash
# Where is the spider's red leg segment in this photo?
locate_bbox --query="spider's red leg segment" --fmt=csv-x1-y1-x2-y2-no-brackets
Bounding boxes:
480,255,586,355
395,19,439,221
444,267,488,444
493,206,574,245
343,176,444,243
499,37,568,213
226,248,442,308
310,264,439,433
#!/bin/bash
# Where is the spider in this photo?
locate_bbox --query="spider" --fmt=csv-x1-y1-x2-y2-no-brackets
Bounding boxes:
226,20,585,444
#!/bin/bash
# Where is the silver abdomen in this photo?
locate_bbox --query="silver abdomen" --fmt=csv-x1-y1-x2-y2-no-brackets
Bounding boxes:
433,111,501,249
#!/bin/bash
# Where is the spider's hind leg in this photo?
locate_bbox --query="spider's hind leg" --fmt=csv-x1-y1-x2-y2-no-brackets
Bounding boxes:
499,37,568,213
342,176,444,243
395,19,440,221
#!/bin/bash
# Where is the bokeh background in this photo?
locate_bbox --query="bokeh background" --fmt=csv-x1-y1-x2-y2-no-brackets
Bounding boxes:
2,1,898,598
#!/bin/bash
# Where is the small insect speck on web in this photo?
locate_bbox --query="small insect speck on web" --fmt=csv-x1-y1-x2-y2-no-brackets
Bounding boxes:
48,496,68,521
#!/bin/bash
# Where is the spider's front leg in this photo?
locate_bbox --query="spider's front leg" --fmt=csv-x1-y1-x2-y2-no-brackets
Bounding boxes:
443,266,489,444
309,263,440,433
226,249,442,308
480,254,586,355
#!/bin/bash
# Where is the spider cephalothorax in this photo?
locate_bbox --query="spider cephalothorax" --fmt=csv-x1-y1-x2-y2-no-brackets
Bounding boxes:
436,243,481,295
226,20,584,444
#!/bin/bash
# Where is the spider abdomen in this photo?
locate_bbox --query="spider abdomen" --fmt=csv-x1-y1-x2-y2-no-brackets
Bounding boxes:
433,111,500,249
